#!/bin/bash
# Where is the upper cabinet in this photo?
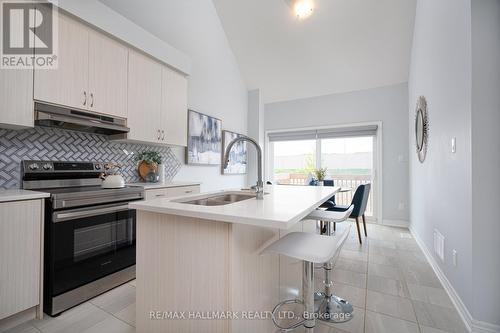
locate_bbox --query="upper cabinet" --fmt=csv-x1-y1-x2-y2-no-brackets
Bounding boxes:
127,50,162,143
0,68,34,129
34,14,89,111
126,51,188,146
34,14,128,119
161,67,188,146
88,31,128,118
2,11,187,146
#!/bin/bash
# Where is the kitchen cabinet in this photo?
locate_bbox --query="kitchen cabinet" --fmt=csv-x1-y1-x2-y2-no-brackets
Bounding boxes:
166,185,199,198
126,50,188,146
127,50,162,143
0,68,34,128
88,30,128,118
0,199,44,320
5,11,188,137
34,13,89,111
144,185,200,200
161,66,188,146
34,13,128,119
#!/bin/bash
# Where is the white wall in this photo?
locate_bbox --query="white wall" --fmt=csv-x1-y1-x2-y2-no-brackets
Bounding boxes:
54,0,191,74
265,83,409,223
99,0,249,192
471,0,500,326
247,89,265,186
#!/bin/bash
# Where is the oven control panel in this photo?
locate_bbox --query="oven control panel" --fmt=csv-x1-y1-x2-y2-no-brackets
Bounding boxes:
22,160,109,173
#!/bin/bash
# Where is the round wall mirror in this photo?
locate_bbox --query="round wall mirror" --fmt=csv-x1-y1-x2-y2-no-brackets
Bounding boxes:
415,96,429,163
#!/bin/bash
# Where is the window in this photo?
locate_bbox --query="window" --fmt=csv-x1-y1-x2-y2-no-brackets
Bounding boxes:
268,125,377,219
272,140,316,185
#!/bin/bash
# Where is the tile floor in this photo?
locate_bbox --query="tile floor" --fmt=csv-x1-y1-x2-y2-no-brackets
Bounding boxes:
3,224,468,333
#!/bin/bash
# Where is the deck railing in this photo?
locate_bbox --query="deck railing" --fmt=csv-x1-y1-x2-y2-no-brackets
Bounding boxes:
275,173,373,216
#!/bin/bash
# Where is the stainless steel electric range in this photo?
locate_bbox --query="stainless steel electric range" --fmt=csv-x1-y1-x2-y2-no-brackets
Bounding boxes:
22,160,144,316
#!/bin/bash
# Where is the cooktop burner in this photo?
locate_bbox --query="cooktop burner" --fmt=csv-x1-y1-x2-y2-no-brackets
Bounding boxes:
21,160,144,209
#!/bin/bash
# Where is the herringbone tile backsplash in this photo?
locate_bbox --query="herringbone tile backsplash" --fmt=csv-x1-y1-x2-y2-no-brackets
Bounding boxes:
0,126,182,188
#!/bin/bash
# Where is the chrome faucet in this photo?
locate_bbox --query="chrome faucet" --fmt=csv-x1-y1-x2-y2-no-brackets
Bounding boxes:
223,135,264,200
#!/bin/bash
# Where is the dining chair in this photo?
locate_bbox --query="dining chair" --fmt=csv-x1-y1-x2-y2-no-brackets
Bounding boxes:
319,179,336,208
328,183,371,244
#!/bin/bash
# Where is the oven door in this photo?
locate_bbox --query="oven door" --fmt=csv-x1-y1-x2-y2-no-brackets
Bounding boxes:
50,203,136,296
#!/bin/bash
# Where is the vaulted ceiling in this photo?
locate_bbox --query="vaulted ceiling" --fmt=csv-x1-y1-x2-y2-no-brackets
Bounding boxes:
213,0,416,103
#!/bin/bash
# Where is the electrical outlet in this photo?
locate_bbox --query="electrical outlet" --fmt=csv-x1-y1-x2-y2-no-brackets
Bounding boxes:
452,249,457,266
398,202,406,210
434,229,445,262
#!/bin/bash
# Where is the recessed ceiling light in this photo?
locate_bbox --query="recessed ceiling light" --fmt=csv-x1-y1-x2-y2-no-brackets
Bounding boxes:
289,0,314,20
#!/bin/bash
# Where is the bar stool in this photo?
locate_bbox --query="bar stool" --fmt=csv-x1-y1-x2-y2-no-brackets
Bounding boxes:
305,205,354,323
261,224,351,331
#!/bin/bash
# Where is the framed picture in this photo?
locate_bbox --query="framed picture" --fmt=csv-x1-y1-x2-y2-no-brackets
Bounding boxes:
187,110,222,165
222,130,247,174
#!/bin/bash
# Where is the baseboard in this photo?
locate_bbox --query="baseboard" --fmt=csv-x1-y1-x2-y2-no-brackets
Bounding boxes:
409,226,500,333
470,319,500,333
382,219,409,227
0,307,37,332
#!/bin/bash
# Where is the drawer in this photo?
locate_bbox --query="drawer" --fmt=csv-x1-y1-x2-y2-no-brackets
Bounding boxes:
144,186,200,200
166,185,200,198
144,188,169,200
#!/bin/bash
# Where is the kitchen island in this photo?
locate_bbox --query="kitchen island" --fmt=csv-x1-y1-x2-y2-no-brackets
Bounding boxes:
129,185,340,333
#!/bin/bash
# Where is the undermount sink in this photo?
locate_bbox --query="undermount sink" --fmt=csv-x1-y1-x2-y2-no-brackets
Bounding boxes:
172,191,259,206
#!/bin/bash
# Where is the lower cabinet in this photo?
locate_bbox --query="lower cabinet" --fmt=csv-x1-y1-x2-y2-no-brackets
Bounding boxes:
0,199,44,320
144,185,200,200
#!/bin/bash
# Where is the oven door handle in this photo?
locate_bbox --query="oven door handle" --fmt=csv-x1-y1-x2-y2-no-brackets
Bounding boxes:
53,204,130,223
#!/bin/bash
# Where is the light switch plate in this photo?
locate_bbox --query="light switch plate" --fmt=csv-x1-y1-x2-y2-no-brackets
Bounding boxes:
451,138,456,153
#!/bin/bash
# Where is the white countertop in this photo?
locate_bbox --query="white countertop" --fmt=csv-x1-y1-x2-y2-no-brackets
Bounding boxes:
127,181,201,190
0,189,50,203
129,185,339,229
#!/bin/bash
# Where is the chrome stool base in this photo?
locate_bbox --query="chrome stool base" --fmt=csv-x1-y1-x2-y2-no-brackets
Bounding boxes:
271,261,316,332
314,292,354,323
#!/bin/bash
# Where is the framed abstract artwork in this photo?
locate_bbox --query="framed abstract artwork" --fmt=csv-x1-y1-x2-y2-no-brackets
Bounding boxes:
221,130,247,174
187,110,222,165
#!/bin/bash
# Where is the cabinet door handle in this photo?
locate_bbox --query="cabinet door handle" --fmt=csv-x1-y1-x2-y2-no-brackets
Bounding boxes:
157,129,161,140
161,130,165,141
184,190,193,194
155,194,166,198
83,91,87,106
90,93,94,108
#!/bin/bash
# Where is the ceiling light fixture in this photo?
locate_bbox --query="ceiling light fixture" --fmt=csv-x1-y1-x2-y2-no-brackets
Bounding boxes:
289,0,314,20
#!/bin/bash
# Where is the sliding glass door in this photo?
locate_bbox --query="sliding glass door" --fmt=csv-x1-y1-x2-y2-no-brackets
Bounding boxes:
268,125,378,220
272,139,316,185
321,136,374,217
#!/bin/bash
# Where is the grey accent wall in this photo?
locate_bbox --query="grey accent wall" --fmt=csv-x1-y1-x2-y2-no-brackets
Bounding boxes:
409,0,500,326
0,127,181,188
471,0,500,325
264,83,410,224
408,0,474,317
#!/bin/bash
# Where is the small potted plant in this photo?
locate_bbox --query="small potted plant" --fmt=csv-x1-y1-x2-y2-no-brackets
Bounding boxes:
314,167,327,186
136,151,162,183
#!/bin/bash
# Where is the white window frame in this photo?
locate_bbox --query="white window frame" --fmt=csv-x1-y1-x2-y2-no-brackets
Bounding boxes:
265,121,383,223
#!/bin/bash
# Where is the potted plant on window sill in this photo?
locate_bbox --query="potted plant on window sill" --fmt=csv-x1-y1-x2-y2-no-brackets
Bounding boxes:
136,151,163,183
314,167,327,186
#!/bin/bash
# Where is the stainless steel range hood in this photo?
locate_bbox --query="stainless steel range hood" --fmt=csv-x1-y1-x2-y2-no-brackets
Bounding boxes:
35,102,130,135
